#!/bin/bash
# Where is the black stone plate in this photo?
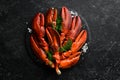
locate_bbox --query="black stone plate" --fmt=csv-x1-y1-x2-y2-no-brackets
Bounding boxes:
25,7,91,72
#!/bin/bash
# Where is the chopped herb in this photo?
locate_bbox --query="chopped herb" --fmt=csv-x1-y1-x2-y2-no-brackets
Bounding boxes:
59,39,72,52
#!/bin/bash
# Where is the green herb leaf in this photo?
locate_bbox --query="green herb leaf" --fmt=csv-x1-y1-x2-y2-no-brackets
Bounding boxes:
55,16,62,33
46,51,54,61
59,47,66,52
59,39,72,52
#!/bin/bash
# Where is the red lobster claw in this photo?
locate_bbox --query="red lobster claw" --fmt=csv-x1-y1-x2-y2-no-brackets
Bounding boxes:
30,36,54,68
46,27,60,51
46,8,57,27
67,16,82,41
60,6,72,44
59,30,87,68
32,13,49,51
46,27,61,75
62,16,82,46
32,13,45,37
61,30,87,59
59,52,80,69
71,30,87,52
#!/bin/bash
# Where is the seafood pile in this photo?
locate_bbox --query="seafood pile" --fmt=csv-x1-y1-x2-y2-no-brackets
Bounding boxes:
30,6,88,75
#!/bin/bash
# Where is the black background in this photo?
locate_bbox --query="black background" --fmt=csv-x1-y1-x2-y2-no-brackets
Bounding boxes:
0,0,120,80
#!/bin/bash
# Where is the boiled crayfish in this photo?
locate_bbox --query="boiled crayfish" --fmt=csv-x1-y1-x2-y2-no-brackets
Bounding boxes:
30,6,87,75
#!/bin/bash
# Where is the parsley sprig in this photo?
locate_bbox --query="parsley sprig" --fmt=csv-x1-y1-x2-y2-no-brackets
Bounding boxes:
46,51,54,61
59,39,72,52
52,16,62,33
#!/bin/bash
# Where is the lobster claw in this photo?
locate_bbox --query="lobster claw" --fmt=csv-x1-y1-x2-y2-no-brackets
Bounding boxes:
32,13,45,37
61,30,87,59
61,6,72,31
30,35,55,68
46,8,57,27
67,16,82,41
32,13,49,51
46,27,60,51
59,52,80,69
71,30,87,52
46,27,61,75
60,6,72,43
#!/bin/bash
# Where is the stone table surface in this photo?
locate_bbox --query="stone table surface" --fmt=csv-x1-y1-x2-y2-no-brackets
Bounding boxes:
0,0,120,80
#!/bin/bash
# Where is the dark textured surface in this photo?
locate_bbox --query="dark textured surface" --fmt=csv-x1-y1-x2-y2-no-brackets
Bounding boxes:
0,0,120,80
